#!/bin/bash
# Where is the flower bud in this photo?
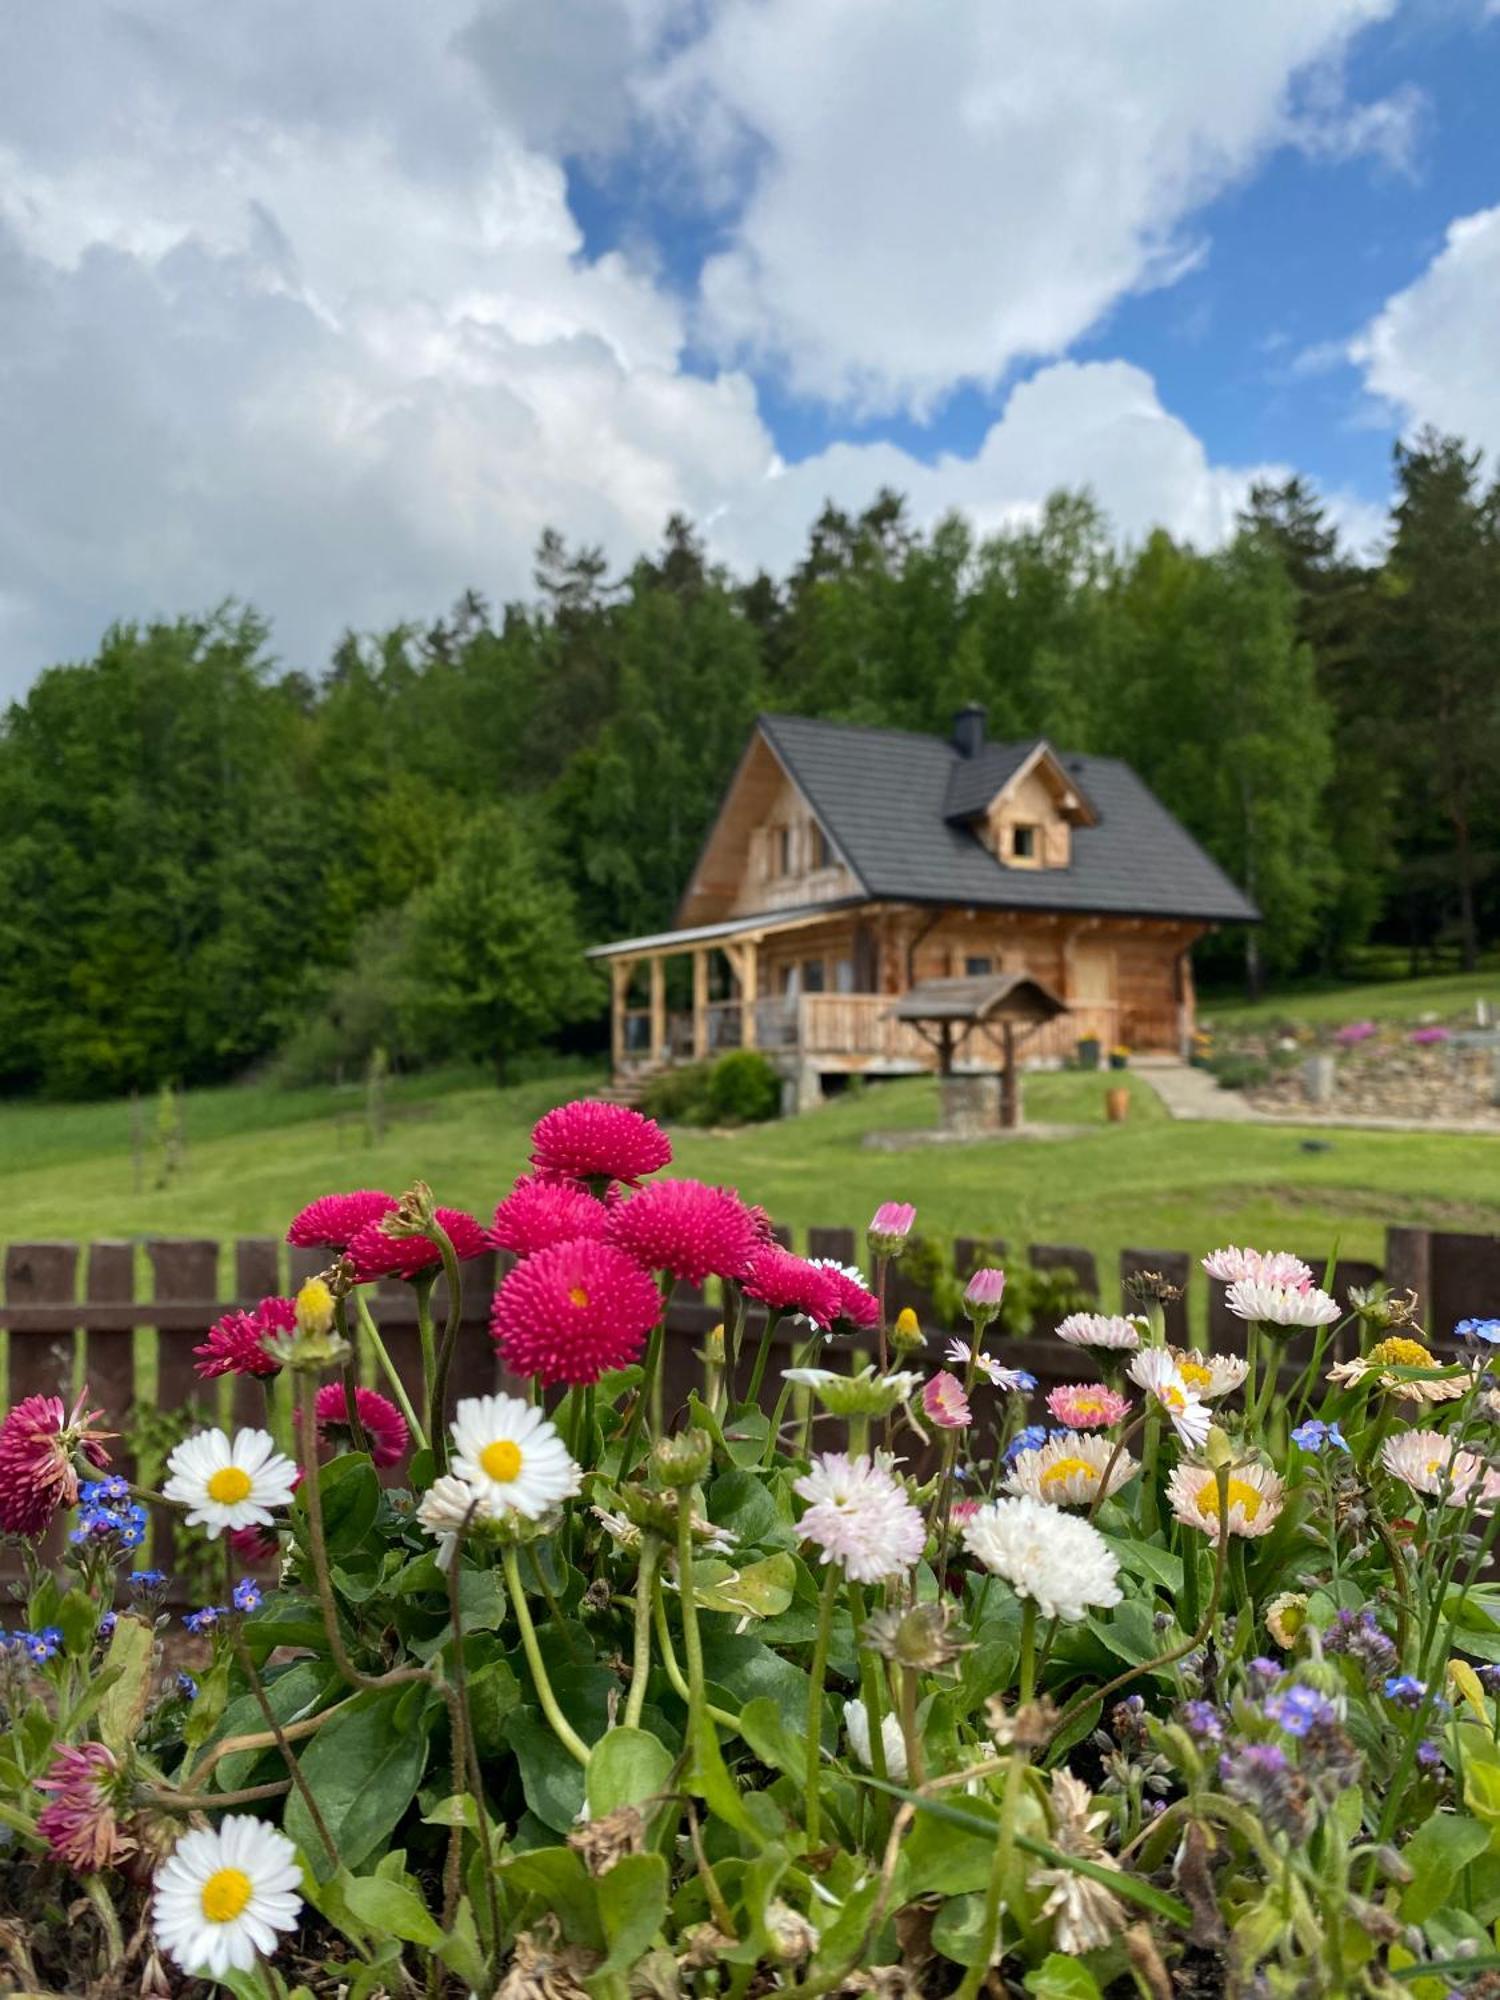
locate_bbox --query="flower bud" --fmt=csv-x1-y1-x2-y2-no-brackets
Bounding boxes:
962,1267,1006,1327
651,1427,713,1490
702,1321,726,1364
764,1901,818,1964
782,1364,920,1419
1204,1425,1235,1471
891,1307,924,1355
867,1202,916,1257
265,1275,351,1372
295,1278,336,1339
1265,1592,1309,1649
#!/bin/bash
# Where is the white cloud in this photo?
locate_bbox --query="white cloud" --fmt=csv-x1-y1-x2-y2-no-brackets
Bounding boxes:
0,1,1411,694
664,0,1403,410
1351,206,1500,453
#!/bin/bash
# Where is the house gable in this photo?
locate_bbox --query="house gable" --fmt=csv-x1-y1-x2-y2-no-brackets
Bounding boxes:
676,726,864,927
960,743,1099,871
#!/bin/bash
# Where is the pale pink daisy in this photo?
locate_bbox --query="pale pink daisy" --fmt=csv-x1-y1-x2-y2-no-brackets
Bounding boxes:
1225,1279,1340,1328
1380,1429,1486,1503
794,1452,926,1584
1005,1434,1139,1507
1168,1348,1249,1401
922,1371,972,1429
1046,1383,1132,1430
1202,1247,1313,1288
1054,1313,1144,1353
1167,1461,1284,1539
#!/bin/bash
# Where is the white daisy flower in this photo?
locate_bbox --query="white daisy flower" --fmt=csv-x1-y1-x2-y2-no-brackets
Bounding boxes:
794,1451,926,1584
1054,1313,1145,1352
449,1394,581,1519
1166,1461,1284,1539
1380,1428,1486,1503
1126,1350,1212,1450
1201,1246,1312,1288
1224,1278,1341,1328
1005,1434,1139,1508
843,1698,909,1782
962,1496,1121,1623
944,1339,1035,1391
152,1815,302,1978
416,1474,500,1570
162,1428,298,1539
1169,1347,1250,1400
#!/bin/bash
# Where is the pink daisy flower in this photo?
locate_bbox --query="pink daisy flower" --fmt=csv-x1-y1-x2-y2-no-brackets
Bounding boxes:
0,1390,112,1536
489,1174,609,1257
314,1383,410,1468
287,1189,397,1251
490,1237,662,1386
1046,1383,1132,1431
36,1742,132,1873
228,1523,282,1564
743,1245,843,1329
530,1100,672,1187
812,1261,881,1331
194,1296,296,1380
949,1497,981,1526
347,1207,489,1283
868,1201,917,1252
605,1179,761,1286
923,1370,972,1429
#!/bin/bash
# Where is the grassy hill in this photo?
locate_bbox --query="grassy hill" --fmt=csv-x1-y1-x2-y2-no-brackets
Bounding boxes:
2,1059,1497,1327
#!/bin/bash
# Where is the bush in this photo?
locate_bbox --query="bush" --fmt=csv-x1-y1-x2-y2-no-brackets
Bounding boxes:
704,1047,781,1123
1205,1049,1271,1091
635,1060,716,1125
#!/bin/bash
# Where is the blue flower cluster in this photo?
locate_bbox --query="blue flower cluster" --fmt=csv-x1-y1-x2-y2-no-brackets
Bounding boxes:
69,1477,147,1553
1456,1317,1500,1346
1290,1419,1348,1454
1001,1424,1048,1466
6,1625,64,1665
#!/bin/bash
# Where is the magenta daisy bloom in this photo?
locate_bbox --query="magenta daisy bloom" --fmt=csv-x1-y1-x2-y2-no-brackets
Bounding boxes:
346,1207,489,1283
36,1742,132,1873
813,1262,881,1331
0,1390,112,1536
743,1245,842,1329
490,1174,609,1256
490,1237,662,1386
1046,1383,1132,1431
287,1189,397,1251
605,1179,760,1286
228,1523,282,1565
194,1297,296,1381
923,1370,972,1429
314,1384,410,1468
529,1099,672,1187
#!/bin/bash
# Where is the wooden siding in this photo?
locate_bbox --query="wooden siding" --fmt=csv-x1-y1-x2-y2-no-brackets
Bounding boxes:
678,733,858,925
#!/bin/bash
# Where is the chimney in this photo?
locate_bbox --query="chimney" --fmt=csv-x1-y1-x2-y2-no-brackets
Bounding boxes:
952,702,986,759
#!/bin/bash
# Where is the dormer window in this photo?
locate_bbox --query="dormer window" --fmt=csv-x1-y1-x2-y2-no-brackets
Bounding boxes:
810,822,832,870
1011,824,1038,861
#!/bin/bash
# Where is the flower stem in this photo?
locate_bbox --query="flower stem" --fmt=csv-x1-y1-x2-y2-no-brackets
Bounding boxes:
650,1581,739,1732
353,1289,427,1452
425,1220,467,1473
744,1309,783,1407
955,1747,1028,2000
624,1534,662,1730
1017,1597,1038,1707
502,1543,590,1765
618,1319,663,1479
804,1565,840,1847
230,1622,340,1876
675,1486,709,1741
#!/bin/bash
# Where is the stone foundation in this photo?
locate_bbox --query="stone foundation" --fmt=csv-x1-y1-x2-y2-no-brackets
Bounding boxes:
938,1074,1003,1135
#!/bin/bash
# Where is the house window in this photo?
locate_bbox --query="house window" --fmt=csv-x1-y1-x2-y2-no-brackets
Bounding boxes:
964,955,993,977
777,826,794,875
834,957,855,993
810,822,832,870
1011,824,1038,861
802,958,826,993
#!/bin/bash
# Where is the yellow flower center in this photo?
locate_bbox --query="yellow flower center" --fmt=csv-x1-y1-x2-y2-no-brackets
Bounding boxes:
1041,1457,1099,1493
206,1466,253,1505
567,1285,590,1309
1178,1360,1212,1392
1161,1385,1187,1412
1198,1477,1263,1521
200,1866,253,1924
1370,1337,1430,1368
480,1439,523,1483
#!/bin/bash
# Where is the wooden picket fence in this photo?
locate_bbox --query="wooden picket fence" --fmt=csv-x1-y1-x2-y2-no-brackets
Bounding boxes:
0,1220,1494,1598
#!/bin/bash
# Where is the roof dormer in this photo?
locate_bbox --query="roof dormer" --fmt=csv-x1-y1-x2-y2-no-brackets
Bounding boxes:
945,733,1097,871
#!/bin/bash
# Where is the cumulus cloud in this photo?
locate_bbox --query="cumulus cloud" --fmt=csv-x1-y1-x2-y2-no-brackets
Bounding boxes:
0,0,1415,694
1351,205,1500,455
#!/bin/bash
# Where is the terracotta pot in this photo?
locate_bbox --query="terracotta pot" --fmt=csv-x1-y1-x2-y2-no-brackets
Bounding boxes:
1105,1085,1131,1124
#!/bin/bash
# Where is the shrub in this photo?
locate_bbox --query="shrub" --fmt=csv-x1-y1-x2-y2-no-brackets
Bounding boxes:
1205,1049,1271,1091
704,1047,781,1123
635,1059,716,1125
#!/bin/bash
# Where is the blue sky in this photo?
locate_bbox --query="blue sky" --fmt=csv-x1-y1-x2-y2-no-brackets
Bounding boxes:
0,1,1497,691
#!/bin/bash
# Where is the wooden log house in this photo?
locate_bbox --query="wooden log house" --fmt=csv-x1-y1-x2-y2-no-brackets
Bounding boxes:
588,707,1258,1109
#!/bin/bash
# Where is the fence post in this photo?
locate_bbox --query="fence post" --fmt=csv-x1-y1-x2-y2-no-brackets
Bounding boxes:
5,1243,79,1571
1027,1243,1100,1298
233,1238,283,1429
1386,1226,1433,1326
86,1242,137,1485
148,1240,220,1559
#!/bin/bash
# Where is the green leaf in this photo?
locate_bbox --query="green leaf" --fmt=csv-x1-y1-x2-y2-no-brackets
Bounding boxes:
213,1663,340,1792
931,1893,986,1967
1087,1598,1166,1668
738,1695,804,1776
97,1614,155,1756
721,1408,771,1467
341,1874,444,1948
706,1468,795,1550
500,1847,603,1950
1025,1953,1105,1999
1401,1815,1492,1922
284,1685,431,1876
56,1587,99,1658
685,1710,761,1845
504,1707,588,1834
591,1852,669,1989
587,1728,675,1818
1101,1535,1182,1598
315,1452,382,1559
692,1552,796,1618
466,1656,523,1757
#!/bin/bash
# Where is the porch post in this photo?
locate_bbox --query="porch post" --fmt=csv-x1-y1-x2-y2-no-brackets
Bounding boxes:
740,939,759,1049
692,948,709,1060
649,956,666,1064
610,958,634,1076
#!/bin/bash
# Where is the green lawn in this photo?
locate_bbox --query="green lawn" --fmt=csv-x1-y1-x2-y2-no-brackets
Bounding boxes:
1202,959,1500,1032
3,1064,1497,1331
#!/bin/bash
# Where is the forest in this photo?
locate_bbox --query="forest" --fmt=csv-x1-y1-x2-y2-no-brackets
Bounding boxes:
1,428,1497,1100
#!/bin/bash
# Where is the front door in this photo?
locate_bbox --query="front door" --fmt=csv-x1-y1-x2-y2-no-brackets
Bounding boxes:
1071,941,1117,1049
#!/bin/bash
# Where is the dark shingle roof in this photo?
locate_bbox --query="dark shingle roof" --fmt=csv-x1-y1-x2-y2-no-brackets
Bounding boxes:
757,713,1259,924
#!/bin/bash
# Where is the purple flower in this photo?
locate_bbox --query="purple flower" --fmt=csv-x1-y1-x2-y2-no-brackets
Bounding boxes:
232,1578,263,1615
1324,1610,1397,1682
1265,1685,1338,1738
1219,1741,1311,1838
1334,1021,1377,1046
182,1605,227,1635
1248,1657,1283,1686
1002,1425,1048,1467
1291,1419,1349,1454
1417,1739,1444,1769
1181,1700,1224,1743
129,1569,169,1595
23,1627,63,1665
176,1673,198,1700
97,1611,117,1643
1384,1674,1426,1709
1409,1026,1449,1047
1457,1318,1500,1347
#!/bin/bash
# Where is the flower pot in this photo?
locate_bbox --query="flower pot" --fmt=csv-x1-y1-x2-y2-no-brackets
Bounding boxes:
1105,1085,1131,1124
1108,1053,1129,1071
1077,1037,1102,1071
